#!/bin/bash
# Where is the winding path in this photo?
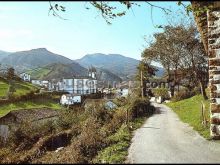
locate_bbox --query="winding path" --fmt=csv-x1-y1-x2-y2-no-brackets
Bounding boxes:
127,102,220,163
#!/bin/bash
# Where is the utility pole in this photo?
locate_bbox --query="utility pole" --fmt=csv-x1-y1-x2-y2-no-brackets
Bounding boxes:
141,70,144,98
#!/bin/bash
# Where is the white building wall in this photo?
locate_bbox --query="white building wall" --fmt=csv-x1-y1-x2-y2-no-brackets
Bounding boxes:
60,95,81,105
63,79,74,93
31,80,42,86
20,73,31,82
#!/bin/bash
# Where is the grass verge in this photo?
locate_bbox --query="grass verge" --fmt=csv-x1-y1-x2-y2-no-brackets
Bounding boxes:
92,117,146,164
165,94,210,139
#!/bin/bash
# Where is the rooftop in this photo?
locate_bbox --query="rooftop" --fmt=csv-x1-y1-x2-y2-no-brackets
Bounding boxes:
0,108,58,125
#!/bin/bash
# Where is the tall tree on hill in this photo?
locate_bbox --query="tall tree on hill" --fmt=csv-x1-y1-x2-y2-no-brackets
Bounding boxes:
6,67,16,99
6,67,15,81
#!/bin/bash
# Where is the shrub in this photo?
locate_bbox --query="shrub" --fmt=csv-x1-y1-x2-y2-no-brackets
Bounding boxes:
104,109,127,134
152,88,170,99
129,98,155,119
56,117,107,163
57,109,81,130
9,120,58,151
172,89,194,102
84,101,112,125
112,97,127,107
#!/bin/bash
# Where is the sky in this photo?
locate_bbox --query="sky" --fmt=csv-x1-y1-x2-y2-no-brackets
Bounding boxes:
0,1,191,61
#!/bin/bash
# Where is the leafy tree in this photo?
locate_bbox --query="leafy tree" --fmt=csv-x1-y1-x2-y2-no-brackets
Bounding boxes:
136,60,158,97
7,84,16,99
6,67,15,81
142,18,208,99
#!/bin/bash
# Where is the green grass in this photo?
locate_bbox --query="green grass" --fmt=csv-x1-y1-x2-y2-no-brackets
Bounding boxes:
12,81,39,97
0,98,62,117
0,81,9,97
93,117,146,164
0,80,39,98
165,94,210,139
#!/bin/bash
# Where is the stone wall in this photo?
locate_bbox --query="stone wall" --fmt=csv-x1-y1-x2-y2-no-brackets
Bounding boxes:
191,1,211,53
208,8,220,139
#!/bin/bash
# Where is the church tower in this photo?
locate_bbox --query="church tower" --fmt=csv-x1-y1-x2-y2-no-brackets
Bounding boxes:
88,66,97,79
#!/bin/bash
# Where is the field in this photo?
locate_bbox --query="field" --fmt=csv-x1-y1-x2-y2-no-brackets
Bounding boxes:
0,98,63,117
0,80,39,98
0,81,9,97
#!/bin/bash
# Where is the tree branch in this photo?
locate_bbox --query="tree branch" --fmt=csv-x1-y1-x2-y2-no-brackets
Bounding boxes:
48,1,68,20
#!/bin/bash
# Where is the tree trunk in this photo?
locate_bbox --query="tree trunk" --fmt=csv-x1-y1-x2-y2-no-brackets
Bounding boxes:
170,85,175,97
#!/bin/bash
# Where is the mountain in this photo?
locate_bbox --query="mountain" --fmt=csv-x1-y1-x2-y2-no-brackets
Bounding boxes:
96,68,122,82
0,50,11,62
75,53,140,80
154,66,165,77
0,48,165,81
26,62,88,80
76,53,165,80
0,48,73,72
27,62,122,83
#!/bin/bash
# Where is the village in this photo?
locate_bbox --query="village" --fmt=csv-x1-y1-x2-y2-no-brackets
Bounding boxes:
1,1,220,164
19,67,130,106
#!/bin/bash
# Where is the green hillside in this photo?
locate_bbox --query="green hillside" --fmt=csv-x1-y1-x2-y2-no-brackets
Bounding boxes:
12,81,39,97
26,67,51,80
26,62,122,82
0,98,62,117
0,81,9,97
0,79,39,98
26,62,88,80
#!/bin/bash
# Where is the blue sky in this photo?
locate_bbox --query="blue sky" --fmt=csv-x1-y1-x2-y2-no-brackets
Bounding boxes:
0,1,190,61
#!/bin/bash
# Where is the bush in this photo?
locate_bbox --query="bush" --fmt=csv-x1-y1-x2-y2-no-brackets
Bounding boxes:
152,88,170,99
9,120,58,151
56,117,107,163
112,97,127,107
57,108,81,130
192,86,201,95
104,109,127,134
84,101,113,125
129,98,155,119
172,89,194,102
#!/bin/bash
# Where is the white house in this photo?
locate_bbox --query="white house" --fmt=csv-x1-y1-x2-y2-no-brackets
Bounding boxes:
63,78,74,93
31,79,42,86
19,72,30,82
42,80,49,88
31,80,49,88
60,94,81,105
116,88,129,97
73,78,97,94
61,68,97,94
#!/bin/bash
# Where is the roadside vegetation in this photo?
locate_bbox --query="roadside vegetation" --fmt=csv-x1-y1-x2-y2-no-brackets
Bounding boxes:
165,92,210,139
0,90,155,163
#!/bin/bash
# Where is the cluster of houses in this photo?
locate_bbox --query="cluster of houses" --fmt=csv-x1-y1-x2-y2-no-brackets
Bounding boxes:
19,68,132,106
19,68,98,105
